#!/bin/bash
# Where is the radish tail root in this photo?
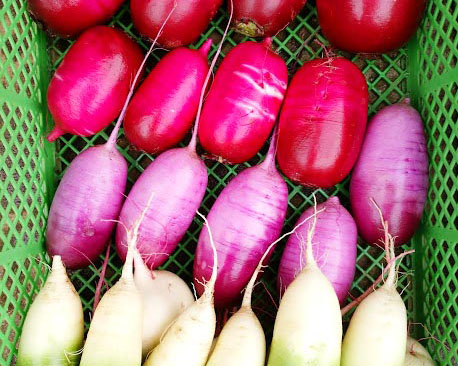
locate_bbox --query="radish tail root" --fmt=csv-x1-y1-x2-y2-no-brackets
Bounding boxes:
189,0,234,151
93,242,111,313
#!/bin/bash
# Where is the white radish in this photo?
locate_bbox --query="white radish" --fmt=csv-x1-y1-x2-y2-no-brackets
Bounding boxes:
80,194,155,366
17,256,84,366
405,337,436,366
268,201,342,366
133,251,194,358
341,212,408,366
143,212,219,366
205,211,321,366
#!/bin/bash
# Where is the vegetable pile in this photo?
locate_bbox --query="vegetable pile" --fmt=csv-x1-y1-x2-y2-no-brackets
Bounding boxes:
16,1,447,365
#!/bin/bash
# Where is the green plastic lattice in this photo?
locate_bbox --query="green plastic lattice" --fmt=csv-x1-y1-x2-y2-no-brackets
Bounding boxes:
0,0,456,365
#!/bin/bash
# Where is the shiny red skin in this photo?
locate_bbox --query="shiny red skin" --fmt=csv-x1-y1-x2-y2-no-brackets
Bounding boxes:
350,102,429,246
232,0,307,37
193,154,288,308
116,147,208,269
46,26,143,142
278,197,357,305
124,40,212,154
28,0,125,38
130,0,222,49
198,39,288,164
277,57,368,188
47,144,128,269
317,0,426,53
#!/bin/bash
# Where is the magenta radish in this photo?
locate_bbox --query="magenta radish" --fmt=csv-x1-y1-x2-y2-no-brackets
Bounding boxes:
198,38,288,164
116,6,233,269
28,0,125,38
405,337,436,366
341,218,408,366
133,251,194,358
46,26,144,142
278,196,357,304
130,0,222,49
46,15,175,269
350,100,429,246
17,256,84,366
268,203,342,366
124,40,212,154
143,213,219,366
79,194,156,366
193,129,288,308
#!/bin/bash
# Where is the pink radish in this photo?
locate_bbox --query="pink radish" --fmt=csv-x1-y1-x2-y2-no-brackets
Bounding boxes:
198,38,288,164
47,13,175,269
116,1,233,269
278,196,357,304
350,101,429,246
46,26,144,142
193,129,288,308
124,40,212,154
28,0,125,38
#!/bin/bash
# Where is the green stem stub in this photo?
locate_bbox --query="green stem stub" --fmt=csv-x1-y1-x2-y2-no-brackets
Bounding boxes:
234,19,264,38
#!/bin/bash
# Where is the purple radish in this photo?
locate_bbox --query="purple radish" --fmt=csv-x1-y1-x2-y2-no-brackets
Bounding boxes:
193,129,288,308
46,12,175,269
278,196,357,304
115,8,233,269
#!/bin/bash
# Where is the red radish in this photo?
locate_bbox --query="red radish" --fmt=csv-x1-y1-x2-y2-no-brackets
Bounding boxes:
46,26,144,142
124,40,212,154
350,101,428,246
278,196,357,304
46,14,175,269
317,0,426,54
198,38,288,164
130,0,223,49
28,0,125,38
116,5,233,269
277,57,368,188
193,129,288,308
232,0,307,37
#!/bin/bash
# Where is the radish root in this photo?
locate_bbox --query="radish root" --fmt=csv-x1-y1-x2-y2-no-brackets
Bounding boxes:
341,198,415,316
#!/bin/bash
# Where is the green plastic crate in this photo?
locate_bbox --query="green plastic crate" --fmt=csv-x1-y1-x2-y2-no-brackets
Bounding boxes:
0,0,456,364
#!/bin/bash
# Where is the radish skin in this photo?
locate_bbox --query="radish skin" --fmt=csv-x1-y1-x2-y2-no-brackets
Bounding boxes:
341,220,408,366
143,213,218,366
133,251,194,358
405,337,436,366
17,256,84,366
268,204,342,366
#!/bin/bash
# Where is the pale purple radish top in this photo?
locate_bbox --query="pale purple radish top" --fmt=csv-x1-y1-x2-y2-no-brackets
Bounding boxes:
47,144,127,269
193,136,288,308
350,101,429,246
277,196,357,304
116,146,208,268
46,26,144,142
